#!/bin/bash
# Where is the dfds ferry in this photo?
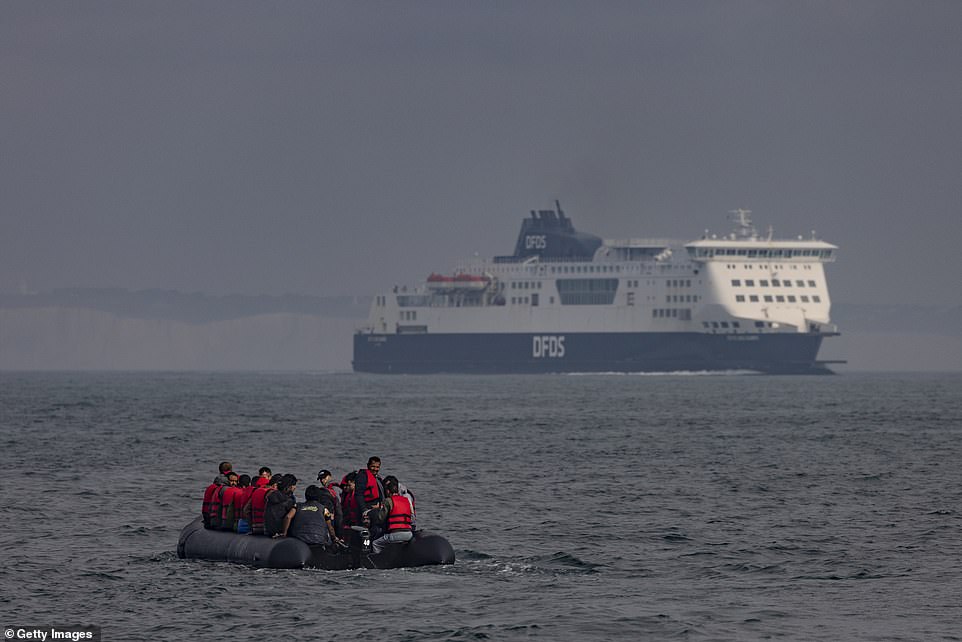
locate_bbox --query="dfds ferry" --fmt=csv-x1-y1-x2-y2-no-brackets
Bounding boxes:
353,204,842,374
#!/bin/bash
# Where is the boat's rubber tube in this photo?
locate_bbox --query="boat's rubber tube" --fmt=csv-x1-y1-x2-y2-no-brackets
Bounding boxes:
177,518,455,570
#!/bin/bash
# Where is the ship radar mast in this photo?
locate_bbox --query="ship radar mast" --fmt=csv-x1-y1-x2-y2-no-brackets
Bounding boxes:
728,208,757,239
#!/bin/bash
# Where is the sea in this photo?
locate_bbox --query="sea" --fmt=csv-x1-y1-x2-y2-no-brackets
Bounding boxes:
1,371,960,641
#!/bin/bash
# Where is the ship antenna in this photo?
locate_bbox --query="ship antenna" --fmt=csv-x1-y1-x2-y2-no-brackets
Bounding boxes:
728,208,756,239
555,199,564,218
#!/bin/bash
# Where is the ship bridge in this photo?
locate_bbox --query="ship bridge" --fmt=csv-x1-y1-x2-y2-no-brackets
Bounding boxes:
685,238,837,262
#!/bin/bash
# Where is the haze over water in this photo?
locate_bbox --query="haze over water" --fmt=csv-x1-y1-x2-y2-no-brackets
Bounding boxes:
2,371,960,640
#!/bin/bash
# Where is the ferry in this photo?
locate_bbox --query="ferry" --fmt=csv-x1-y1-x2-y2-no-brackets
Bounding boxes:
353,203,842,374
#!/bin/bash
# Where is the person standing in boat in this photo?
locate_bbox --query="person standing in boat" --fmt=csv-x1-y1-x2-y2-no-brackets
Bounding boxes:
355,456,384,515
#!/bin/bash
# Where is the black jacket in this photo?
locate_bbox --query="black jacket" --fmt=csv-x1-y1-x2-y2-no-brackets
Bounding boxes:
288,500,331,546
264,491,295,536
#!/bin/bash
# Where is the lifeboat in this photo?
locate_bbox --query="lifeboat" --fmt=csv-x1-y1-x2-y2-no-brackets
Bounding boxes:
426,273,489,291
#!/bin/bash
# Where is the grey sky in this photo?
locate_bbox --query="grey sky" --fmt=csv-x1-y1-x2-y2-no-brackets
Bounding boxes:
2,2,960,305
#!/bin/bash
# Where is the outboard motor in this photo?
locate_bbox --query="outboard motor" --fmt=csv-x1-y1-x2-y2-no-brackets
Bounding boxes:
351,525,372,553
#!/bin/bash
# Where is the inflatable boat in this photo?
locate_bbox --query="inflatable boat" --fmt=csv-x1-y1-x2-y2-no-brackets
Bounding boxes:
177,518,455,570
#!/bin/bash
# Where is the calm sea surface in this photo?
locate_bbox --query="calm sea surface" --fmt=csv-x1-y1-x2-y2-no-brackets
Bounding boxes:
1,371,961,641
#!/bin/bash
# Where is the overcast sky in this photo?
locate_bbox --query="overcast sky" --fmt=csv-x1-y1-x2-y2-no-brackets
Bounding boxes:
2,1,960,306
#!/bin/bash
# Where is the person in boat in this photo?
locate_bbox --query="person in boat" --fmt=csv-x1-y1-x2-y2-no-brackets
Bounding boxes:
317,469,343,536
340,471,360,542
244,474,280,535
218,472,241,531
355,456,384,515
254,466,272,488
218,461,233,476
201,475,227,529
264,474,298,538
397,479,417,530
289,485,338,548
232,474,253,533
371,476,414,554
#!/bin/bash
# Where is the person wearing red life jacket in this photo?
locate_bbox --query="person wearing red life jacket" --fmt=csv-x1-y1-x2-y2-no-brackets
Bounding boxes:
201,475,226,529
218,472,241,531
371,476,414,554
208,472,237,530
253,466,272,488
355,456,384,515
233,474,254,533
339,471,360,541
244,474,280,535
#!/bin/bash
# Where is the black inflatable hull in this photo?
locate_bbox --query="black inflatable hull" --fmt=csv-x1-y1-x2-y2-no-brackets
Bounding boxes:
176,518,455,570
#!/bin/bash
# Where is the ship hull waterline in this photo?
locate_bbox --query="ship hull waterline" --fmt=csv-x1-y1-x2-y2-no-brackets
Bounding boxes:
353,331,836,375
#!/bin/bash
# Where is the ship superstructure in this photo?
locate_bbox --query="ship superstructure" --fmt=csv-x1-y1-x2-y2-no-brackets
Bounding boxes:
353,203,841,374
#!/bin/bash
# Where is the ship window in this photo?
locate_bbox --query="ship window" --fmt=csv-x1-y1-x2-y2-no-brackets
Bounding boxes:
796,280,805,287
808,280,817,287
776,295,785,302
556,278,619,305
732,279,741,287
771,279,781,286
812,295,821,303
801,295,810,302
783,281,791,288
764,295,773,302
720,321,729,328
755,321,765,328
550,296,555,304
703,321,710,328
749,295,759,302
760,280,769,287
735,295,745,302
745,279,755,287
732,321,740,328
711,321,719,328
787,295,797,303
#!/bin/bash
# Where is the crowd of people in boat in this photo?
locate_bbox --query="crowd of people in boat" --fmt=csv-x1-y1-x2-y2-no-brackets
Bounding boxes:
200,456,415,554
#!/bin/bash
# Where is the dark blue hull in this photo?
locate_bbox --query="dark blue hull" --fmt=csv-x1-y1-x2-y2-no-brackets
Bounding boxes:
353,331,836,375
